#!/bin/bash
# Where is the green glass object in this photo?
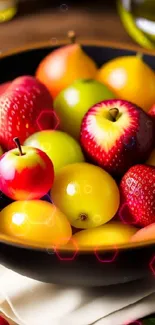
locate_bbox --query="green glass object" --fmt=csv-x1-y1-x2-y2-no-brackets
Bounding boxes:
117,0,155,49
0,0,17,23
142,318,155,324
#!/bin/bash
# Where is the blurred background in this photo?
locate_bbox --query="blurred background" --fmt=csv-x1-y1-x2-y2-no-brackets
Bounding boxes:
1,0,155,52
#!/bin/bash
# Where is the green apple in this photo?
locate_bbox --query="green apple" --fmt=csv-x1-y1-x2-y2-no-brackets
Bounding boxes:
54,79,115,139
0,145,3,157
24,130,85,173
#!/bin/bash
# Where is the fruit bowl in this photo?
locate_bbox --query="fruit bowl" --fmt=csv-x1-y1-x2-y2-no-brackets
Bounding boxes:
0,40,155,286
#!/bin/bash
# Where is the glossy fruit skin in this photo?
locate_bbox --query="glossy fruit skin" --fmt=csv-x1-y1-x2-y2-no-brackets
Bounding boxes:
0,146,54,200
80,99,154,177
0,200,72,247
96,55,155,112
54,79,115,139
51,162,120,229
36,44,97,98
71,222,137,248
119,164,155,227
0,76,54,150
24,130,85,174
0,316,10,325
131,223,155,243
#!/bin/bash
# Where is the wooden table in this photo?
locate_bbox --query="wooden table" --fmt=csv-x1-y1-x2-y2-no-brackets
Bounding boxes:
0,2,139,325
0,1,138,53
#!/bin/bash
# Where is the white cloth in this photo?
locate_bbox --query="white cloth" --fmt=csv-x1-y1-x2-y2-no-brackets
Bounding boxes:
0,265,155,325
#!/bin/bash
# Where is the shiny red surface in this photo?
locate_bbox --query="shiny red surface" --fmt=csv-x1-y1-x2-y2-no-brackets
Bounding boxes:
0,76,54,150
0,149,54,200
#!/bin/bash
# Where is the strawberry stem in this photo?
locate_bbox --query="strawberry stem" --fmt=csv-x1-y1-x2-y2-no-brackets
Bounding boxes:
13,137,24,156
109,108,119,121
68,30,76,44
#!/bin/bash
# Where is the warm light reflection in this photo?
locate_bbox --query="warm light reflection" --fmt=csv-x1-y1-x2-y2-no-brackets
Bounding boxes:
49,57,65,78
108,68,127,89
67,183,76,196
12,213,25,226
136,18,155,36
64,88,79,106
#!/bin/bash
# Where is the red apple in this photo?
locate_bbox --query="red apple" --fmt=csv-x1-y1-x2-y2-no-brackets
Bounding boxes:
80,99,154,176
0,138,54,200
0,76,55,151
119,164,155,227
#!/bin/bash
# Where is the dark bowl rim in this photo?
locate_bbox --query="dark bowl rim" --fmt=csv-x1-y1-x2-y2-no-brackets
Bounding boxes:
0,39,155,253
1,38,155,59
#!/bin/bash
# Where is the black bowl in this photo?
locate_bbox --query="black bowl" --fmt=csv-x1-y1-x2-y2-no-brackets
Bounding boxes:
0,40,155,286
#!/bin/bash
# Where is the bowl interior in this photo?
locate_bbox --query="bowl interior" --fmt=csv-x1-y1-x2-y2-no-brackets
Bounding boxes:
0,41,155,253
1,41,155,83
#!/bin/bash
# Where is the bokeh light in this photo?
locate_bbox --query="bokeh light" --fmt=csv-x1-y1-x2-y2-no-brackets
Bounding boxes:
59,4,69,12
118,202,138,225
55,238,78,261
123,136,136,150
36,109,59,131
94,246,118,263
146,120,153,128
50,37,58,45
84,184,92,194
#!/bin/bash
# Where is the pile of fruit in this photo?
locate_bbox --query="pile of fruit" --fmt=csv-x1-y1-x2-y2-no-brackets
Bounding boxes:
0,32,155,250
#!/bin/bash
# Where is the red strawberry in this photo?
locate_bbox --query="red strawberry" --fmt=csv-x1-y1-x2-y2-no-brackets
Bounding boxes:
0,76,55,150
0,316,10,325
119,164,155,227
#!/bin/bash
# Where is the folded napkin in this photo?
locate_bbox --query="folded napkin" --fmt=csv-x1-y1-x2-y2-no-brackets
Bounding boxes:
0,265,155,325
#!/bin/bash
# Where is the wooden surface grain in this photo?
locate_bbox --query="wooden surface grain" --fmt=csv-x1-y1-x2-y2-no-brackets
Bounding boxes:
0,2,137,325
0,1,137,53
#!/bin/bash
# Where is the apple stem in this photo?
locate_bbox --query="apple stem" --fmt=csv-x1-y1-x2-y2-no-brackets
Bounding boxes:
109,108,119,121
13,137,24,156
68,30,76,44
136,52,143,60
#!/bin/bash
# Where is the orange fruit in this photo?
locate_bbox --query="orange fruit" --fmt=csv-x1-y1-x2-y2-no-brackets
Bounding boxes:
36,40,97,99
96,54,155,112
